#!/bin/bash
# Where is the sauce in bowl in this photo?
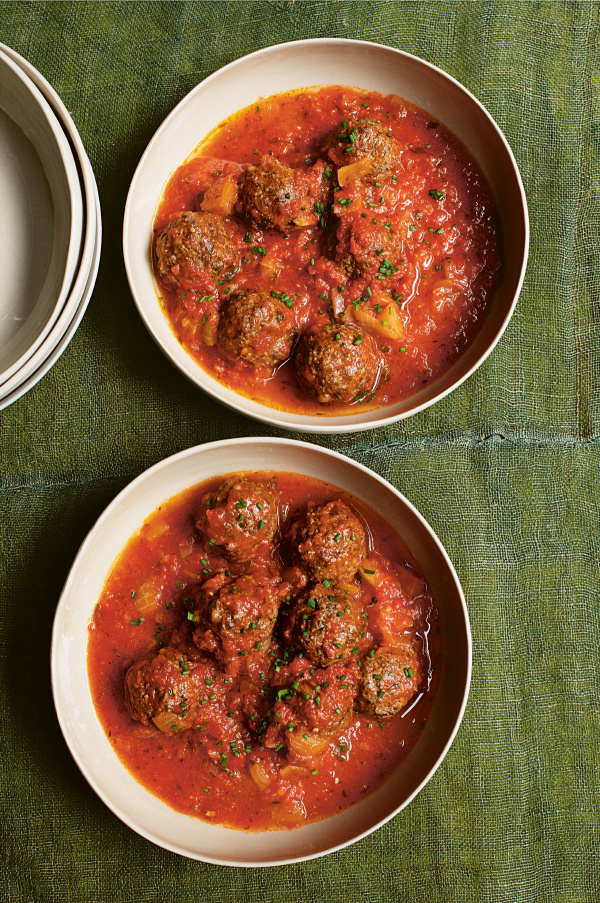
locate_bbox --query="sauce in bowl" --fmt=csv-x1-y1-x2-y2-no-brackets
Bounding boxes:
88,470,441,830
153,86,502,415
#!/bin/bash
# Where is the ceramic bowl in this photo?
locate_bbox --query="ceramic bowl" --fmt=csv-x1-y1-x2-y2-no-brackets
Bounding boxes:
0,44,101,406
123,38,528,434
0,51,84,385
52,438,471,865
0,185,101,410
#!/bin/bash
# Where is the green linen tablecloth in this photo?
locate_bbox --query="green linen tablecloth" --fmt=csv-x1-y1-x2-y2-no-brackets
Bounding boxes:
1,2,598,901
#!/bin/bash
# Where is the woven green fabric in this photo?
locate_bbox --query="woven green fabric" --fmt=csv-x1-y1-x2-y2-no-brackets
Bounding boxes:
1,2,599,900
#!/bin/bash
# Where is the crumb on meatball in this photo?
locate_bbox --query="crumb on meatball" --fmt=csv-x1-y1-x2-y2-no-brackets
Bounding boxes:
155,211,238,293
217,288,297,369
294,323,383,405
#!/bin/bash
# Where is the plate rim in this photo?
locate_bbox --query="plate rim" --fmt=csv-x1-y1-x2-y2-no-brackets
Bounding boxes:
0,43,102,407
0,49,85,385
0,171,101,410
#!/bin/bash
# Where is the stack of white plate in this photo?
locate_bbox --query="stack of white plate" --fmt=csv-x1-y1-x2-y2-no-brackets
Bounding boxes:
0,44,101,411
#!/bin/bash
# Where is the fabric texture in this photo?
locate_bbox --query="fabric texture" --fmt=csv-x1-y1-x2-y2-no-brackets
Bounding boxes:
1,2,599,901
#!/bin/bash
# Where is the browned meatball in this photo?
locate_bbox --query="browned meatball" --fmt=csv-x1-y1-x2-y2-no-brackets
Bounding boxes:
339,248,368,280
125,646,203,731
294,323,382,404
217,289,297,369
196,478,279,563
336,219,403,280
289,499,366,584
287,583,363,667
264,661,359,756
357,640,421,717
239,156,327,231
155,211,238,292
239,673,271,734
325,118,399,181
190,572,283,663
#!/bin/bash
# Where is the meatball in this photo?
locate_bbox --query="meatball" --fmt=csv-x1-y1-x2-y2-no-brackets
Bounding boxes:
290,499,366,583
336,217,403,280
239,156,328,231
294,323,382,404
125,646,203,731
339,247,367,280
325,117,399,181
287,583,364,667
217,289,297,369
190,571,283,662
239,673,271,734
264,661,359,755
196,477,279,563
155,211,238,292
357,640,421,717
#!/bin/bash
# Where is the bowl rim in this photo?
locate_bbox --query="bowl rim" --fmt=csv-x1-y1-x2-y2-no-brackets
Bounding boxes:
0,41,100,235
0,49,84,385
51,436,472,866
123,36,529,434
0,43,102,406
0,170,101,410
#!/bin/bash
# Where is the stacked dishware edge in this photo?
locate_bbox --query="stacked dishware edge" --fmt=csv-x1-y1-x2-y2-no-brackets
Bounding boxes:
0,43,101,410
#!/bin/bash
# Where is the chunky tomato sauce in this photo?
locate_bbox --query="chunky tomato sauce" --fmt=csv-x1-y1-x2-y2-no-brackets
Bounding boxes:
153,85,501,415
88,472,441,831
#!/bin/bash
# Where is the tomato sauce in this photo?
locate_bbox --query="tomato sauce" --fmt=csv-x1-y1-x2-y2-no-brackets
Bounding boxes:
87,472,441,831
153,86,501,415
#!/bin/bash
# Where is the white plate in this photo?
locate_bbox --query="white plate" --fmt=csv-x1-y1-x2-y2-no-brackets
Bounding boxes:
52,438,471,866
0,42,100,299
0,178,100,411
0,51,84,385
124,38,529,434
0,44,101,404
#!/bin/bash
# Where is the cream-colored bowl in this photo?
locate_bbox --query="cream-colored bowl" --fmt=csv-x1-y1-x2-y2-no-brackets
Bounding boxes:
0,43,101,407
0,191,101,411
52,438,471,865
0,50,84,385
124,38,528,434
